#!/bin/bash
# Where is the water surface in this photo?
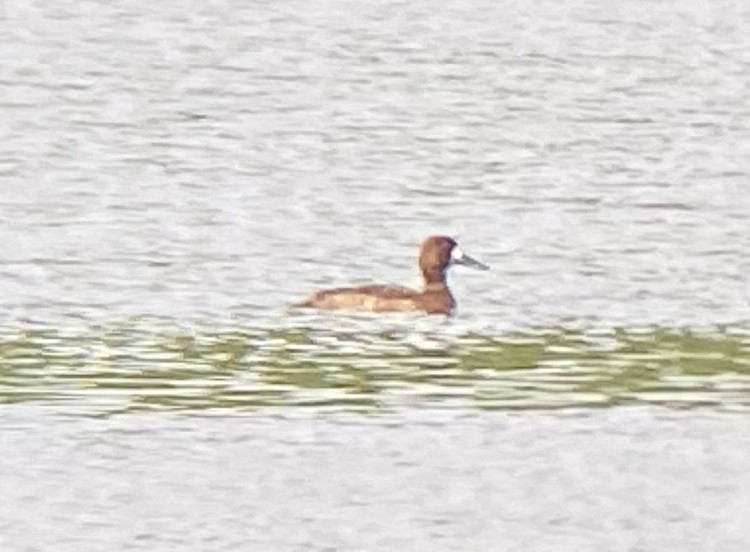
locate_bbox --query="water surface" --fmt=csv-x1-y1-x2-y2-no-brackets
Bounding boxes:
2,0,750,550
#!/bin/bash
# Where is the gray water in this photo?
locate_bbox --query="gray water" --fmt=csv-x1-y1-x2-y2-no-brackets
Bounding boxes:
2,406,750,552
2,1,750,550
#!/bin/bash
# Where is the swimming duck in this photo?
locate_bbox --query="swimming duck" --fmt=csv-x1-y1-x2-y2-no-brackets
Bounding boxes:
297,236,489,315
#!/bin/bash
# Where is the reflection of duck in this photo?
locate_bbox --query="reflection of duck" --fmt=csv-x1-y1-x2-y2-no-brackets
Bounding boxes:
297,236,489,315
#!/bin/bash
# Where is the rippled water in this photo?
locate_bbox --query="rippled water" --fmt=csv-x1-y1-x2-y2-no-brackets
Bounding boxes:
2,1,750,550
2,0,750,328
2,406,750,551
3,321,750,414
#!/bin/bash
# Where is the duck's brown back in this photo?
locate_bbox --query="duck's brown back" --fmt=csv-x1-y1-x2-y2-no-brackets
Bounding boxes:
300,283,453,314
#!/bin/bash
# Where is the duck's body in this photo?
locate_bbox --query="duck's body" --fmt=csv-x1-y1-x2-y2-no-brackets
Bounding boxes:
297,236,488,315
301,283,455,314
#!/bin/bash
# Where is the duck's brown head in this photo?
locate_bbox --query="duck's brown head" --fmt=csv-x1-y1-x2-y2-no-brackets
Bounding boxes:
419,235,489,285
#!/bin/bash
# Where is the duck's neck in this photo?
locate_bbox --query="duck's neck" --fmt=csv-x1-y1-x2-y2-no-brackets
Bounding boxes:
422,269,448,290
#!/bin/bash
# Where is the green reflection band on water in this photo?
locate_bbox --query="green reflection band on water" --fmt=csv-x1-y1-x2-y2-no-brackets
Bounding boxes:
1,323,749,414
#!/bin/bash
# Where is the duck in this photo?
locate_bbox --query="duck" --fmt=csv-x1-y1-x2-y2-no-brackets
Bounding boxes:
296,235,489,315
